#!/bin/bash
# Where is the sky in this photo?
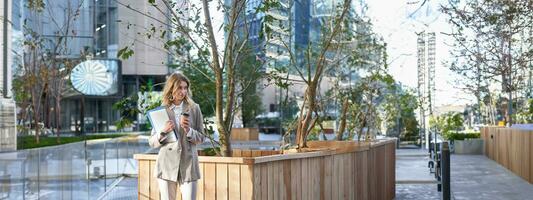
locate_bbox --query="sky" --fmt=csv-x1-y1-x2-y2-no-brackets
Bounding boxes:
365,0,474,107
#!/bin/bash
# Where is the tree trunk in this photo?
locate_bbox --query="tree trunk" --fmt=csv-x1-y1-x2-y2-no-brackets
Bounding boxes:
336,98,349,141
506,35,513,126
201,0,233,157
56,98,61,143
33,105,40,144
215,68,231,156
358,118,366,142
218,128,231,157
296,83,317,148
80,96,85,136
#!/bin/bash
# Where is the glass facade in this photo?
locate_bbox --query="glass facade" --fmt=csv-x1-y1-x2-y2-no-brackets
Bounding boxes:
95,0,118,58
11,0,167,134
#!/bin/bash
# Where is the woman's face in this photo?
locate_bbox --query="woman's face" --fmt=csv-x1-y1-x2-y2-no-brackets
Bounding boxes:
172,80,188,102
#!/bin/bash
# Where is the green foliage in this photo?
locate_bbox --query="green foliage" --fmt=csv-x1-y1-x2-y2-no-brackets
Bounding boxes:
339,72,399,141
516,99,533,123
202,147,221,156
178,61,216,117
117,46,134,60
430,112,464,137
18,134,130,149
383,88,420,141
241,88,263,127
443,132,480,141
236,45,264,127
11,76,31,105
306,125,321,141
27,0,45,12
281,98,299,122
112,95,139,131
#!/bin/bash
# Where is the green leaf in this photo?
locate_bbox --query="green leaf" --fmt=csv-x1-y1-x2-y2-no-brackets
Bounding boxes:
117,46,134,60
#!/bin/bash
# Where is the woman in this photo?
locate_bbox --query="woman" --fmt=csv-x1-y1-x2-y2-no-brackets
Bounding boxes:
148,72,205,200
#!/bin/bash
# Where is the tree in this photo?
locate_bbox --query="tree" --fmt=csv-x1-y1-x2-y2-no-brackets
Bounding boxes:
383,88,419,142
429,112,464,139
179,59,216,118
324,18,390,141
266,0,365,148
13,0,85,143
117,0,274,156
516,98,533,123
441,0,533,126
236,48,264,128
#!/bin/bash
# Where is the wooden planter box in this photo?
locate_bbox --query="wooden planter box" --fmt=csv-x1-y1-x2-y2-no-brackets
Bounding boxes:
231,128,259,141
134,139,396,200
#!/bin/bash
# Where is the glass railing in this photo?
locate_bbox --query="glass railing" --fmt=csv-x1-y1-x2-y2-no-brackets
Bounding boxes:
0,135,150,200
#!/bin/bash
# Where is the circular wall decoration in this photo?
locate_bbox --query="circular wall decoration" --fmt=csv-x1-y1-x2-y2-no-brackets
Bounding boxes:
70,60,113,96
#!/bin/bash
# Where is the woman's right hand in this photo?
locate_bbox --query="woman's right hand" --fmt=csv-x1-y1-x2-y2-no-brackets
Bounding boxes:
161,120,175,134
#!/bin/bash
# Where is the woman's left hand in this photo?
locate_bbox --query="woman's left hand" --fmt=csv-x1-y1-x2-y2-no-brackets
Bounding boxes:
180,115,190,133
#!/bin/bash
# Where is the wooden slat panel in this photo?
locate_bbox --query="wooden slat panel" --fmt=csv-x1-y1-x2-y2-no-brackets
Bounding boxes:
355,152,361,200
252,150,262,158
379,146,384,200
253,164,262,200
139,161,150,199
347,153,354,200
290,159,300,200
339,154,346,200
228,164,241,200
233,149,242,157
216,163,229,200
494,129,498,167
204,163,217,200
517,131,529,180
312,157,320,200
486,128,490,156
272,161,283,199
387,143,396,199
198,163,205,200
149,161,159,200
302,158,309,200
319,156,325,200
242,150,252,158
530,131,533,183
332,155,339,200
362,151,369,200
241,165,254,200
324,155,332,200
511,130,520,173
368,148,374,200
261,163,268,200
261,151,269,157
267,162,274,200
282,160,291,200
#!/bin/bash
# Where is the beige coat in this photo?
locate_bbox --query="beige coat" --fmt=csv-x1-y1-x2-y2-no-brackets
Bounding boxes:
148,102,205,183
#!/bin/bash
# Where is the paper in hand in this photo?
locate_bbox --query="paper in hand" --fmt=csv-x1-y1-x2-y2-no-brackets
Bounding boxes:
147,107,175,136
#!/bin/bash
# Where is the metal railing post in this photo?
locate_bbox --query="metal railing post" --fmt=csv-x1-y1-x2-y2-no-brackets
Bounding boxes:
441,141,451,200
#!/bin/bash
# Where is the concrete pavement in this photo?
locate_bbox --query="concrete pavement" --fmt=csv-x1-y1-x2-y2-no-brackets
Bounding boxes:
396,148,533,200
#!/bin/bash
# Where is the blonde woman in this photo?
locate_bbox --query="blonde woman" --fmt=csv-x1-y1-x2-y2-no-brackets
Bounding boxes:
148,72,205,200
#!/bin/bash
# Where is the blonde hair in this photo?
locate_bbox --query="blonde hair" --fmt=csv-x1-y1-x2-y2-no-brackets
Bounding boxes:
162,72,194,111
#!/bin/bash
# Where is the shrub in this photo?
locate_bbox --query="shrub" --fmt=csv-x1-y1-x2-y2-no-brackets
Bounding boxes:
443,132,480,141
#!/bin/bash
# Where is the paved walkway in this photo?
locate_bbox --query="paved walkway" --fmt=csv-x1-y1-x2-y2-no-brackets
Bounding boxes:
396,148,533,200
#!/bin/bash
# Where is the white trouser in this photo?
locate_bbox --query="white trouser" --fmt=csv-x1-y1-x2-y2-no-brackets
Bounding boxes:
157,179,197,200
